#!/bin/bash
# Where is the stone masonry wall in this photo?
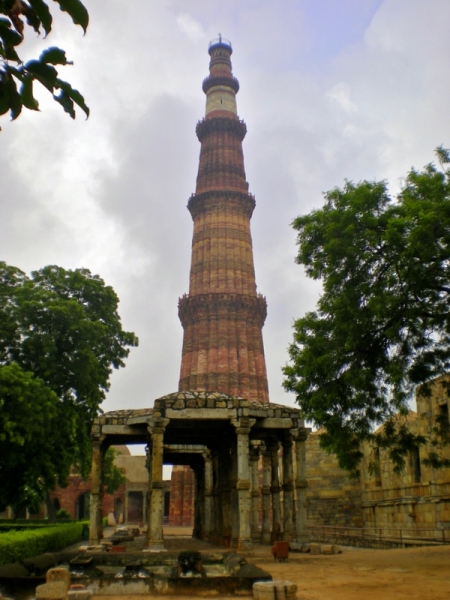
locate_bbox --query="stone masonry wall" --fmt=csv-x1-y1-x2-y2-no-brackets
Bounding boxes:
305,431,363,528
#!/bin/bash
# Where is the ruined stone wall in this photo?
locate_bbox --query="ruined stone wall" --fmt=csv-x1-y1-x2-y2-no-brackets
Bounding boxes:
305,431,363,527
359,378,450,537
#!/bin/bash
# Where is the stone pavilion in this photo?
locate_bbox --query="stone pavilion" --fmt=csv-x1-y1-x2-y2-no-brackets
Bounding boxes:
89,36,309,551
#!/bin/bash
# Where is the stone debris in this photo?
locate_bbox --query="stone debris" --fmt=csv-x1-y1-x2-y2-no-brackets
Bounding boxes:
253,580,298,600
35,581,68,600
310,542,322,555
46,566,71,587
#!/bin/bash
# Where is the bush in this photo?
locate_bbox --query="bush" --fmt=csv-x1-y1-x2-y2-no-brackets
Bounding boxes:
56,509,71,521
0,523,61,533
0,522,84,566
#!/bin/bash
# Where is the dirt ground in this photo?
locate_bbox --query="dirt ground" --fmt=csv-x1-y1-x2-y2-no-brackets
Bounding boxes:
93,527,450,600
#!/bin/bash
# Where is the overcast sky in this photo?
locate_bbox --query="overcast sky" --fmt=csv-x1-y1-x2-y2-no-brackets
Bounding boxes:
2,1,450,428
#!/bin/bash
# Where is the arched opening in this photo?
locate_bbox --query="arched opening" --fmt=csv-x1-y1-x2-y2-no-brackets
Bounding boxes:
127,491,143,524
76,492,90,520
164,490,170,524
114,497,123,524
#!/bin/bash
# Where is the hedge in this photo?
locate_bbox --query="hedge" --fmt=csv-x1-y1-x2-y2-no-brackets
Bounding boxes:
0,522,86,566
0,524,60,533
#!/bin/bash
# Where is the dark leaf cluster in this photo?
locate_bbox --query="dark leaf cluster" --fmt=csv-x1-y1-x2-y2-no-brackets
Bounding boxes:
0,0,89,124
0,262,138,513
283,148,450,476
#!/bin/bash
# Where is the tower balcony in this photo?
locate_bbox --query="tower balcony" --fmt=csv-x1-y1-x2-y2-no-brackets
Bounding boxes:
202,75,240,94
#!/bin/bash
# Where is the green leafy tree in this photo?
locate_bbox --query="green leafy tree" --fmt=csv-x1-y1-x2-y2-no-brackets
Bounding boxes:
103,447,126,495
0,0,89,123
0,262,138,513
283,148,450,476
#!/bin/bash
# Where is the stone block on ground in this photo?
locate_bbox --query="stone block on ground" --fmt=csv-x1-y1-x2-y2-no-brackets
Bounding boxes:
273,580,286,600
254,580,297,600
46,567,70,588
332,545,342,554
35,581,67,600
253,581,275,600
321,544,333,555
310,543,322,555
285,581,298,598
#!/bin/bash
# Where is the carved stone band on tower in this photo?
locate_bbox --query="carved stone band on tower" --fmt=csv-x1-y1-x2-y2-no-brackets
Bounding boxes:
178,37,269,404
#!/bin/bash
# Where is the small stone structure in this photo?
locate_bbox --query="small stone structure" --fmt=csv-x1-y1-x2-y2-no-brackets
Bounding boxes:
90,391,309,551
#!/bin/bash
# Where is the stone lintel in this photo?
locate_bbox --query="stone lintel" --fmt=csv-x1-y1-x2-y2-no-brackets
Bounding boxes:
151,482,164,489
101,425,141,435
164,444,206,452
258,417,293,429
165,408,236,419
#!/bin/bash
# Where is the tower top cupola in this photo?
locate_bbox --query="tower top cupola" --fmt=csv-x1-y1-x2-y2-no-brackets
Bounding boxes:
203,35,239,117
208,34,232,55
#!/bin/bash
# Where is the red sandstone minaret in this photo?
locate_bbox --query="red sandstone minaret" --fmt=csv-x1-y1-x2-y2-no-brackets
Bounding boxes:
178,36,269,403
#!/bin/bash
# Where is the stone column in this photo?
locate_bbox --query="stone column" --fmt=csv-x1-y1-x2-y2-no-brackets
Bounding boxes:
89,437,106,544
233,418,254,551
282,433,295,541
147,419,169,551
219,444,232,546
260,444,272,544
249,442,261,541
145,444,152,537
203,450,213,540
230,439,239,549
294,431,309,544
270,439,282,541
211,448,220,544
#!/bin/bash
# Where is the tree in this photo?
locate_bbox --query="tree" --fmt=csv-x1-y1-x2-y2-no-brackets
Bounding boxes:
0,0,89,123
0,262,138,513
103,447,126,495
283,148,450,477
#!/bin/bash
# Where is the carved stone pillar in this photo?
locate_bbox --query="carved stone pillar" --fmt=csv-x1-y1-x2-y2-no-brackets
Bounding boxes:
249,442,261,541
211,448,220,543
145,444,152,537
230,439,239,548
270,439,282,540
294,431,309,544
260,444,272,544
147,419,169,551
203,450,213,540
89,437,106,544
219,444,232,546
233,418,254,551
282,433,294,541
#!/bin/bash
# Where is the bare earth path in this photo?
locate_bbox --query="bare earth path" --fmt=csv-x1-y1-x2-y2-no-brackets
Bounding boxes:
93,528,450,600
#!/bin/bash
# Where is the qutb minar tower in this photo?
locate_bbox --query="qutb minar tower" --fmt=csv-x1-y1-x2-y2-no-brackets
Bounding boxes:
178,36,269,403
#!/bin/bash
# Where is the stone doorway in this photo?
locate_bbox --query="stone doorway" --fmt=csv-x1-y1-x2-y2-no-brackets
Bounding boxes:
76,492,90,520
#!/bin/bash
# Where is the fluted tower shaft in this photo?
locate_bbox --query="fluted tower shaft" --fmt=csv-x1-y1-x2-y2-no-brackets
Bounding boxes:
178,38,269,403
